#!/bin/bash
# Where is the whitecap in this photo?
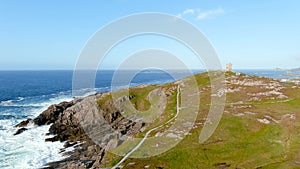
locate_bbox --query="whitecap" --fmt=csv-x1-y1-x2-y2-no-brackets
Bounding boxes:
17,97,24,101
0,125,66,169
0,100,13,106
0,94,74,168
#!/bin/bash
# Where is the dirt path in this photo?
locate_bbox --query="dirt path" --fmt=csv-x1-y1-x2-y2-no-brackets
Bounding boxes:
112,85,181,169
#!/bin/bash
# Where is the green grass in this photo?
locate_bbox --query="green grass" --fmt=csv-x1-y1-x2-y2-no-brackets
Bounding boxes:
98,72,300,169
133,85,178,138
121,115,289,169
129,85,158,111
96,93,112,107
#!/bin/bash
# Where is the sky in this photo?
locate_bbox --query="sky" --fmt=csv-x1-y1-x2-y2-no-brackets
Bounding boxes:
0,0,300,70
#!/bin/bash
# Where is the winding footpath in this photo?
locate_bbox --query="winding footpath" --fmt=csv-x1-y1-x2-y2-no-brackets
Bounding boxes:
112,85,181,169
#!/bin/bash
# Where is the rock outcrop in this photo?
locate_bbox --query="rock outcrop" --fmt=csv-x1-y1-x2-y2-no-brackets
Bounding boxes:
12,72,300,169
34,101,75,126
13,127,28,135
14,91,147,168
14,118,32,128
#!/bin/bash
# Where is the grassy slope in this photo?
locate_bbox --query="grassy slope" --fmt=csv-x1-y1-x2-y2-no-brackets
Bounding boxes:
98,72,300,169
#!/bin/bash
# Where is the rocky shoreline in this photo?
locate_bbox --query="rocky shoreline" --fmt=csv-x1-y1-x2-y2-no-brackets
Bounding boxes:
13,72,300,169
14,91,148,169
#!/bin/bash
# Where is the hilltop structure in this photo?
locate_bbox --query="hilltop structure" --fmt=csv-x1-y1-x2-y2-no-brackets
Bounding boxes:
14,71,300,169
226,63,232,72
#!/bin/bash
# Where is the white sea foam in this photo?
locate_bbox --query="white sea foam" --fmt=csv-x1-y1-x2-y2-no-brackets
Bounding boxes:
17,97,24,101
0,100,13,106
0,97,25,106
0,87,111,168
0,94,74,169
0,125,65,169
0,96,73,109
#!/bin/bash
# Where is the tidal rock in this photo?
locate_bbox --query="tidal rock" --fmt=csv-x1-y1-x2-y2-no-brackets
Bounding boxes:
15,92,146,168
14,127,28,135
14,118,32,128
34,101,74,126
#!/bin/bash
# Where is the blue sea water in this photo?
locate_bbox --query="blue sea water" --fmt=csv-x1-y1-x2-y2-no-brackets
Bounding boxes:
0,70,192,169
237,69,300,79
0,69,297,168
0,70,184,120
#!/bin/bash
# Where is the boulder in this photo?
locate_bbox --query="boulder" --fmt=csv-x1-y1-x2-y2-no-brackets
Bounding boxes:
14,127,28,135
33,101,74,126
14,118,32,128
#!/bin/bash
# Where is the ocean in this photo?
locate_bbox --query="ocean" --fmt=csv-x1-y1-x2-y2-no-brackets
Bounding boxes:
0,69,298,169
0,70,188,169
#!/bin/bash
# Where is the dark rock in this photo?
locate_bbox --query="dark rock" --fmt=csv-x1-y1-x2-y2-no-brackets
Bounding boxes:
129,95,135,99
33,101,74,126
24,93,145,168
14,127,28,135
14,118,32,128
45,136,59,142
213,162,231,169
81,160,95,168
64,141,77,148
119,96,128,102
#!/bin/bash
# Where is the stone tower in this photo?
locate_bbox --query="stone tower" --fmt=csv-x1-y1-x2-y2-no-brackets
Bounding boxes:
226,63,232,72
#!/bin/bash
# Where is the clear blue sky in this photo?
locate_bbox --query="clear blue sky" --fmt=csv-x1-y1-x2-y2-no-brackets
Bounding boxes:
0,0,299,70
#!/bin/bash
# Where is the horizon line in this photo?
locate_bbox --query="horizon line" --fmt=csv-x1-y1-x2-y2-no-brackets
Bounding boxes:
0,68,297,71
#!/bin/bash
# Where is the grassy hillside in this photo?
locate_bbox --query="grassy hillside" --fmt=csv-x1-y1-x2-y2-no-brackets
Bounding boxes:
97,72,300,169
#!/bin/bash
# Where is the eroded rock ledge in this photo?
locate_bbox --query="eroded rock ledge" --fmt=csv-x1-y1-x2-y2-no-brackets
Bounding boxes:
14,91,148,169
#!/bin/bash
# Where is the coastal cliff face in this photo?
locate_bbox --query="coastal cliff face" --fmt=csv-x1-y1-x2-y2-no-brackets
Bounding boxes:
15,85,166,168
15,97,102,168
14,72,300,169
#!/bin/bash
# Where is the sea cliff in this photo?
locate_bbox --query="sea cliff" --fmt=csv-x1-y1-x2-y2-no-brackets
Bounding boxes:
15,72,300,169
